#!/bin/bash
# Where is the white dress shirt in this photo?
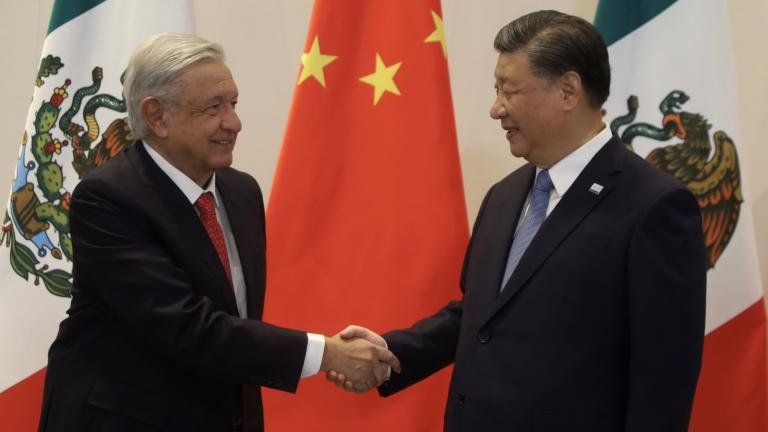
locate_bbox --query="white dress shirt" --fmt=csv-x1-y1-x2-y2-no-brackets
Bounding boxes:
515,126,613,231
143,141,324,378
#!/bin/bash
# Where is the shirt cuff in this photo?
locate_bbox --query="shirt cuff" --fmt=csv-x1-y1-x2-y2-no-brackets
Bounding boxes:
300,333,325,378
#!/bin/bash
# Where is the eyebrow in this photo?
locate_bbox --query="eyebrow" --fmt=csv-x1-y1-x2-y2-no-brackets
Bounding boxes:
200,95,231,106
211,92,239,101
495,78,514,88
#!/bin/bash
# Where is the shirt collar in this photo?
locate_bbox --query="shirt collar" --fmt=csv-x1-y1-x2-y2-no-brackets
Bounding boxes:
543,125,613,198
142,141,220,207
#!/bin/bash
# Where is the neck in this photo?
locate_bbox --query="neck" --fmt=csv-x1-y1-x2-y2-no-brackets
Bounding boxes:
540,111,605,168
144,138,212,187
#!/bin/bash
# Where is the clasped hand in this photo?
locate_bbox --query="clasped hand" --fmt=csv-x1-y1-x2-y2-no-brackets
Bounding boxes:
321,325,399,393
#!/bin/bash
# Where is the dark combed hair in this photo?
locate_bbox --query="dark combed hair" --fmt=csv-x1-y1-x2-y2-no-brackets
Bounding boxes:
493,10,610,108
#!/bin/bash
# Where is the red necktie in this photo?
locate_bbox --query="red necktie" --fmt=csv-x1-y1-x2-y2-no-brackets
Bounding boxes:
194,192,233,289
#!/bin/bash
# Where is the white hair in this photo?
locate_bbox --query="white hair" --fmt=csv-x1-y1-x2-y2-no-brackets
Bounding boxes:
123,32,225,140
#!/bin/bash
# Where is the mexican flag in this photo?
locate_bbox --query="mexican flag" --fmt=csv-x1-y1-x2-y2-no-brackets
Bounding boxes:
595,0,768,430
263,0,468,430
0,1,194,429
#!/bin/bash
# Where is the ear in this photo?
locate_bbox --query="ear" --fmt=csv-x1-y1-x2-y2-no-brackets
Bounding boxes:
558,71,583,111
140,97,169,138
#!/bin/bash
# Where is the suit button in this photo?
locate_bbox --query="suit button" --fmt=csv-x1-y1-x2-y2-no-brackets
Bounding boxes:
457,393,466,406
232,415,242,426
477,332,490,344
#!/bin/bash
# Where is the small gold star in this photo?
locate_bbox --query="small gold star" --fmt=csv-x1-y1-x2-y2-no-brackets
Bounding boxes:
424,10,447,57
298,35,338,87
359,53,402,106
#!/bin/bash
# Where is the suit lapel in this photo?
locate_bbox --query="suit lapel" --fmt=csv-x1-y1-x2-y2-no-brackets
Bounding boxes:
484,138,626,324
470,165,535,316
215,170,263,318
128,142,239,315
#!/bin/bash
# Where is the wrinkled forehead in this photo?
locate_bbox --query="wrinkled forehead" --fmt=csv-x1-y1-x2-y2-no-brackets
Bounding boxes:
176,60,238,100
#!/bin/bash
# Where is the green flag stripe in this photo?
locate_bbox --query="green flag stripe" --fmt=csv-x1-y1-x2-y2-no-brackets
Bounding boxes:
594,0,677,46
48,0,106,35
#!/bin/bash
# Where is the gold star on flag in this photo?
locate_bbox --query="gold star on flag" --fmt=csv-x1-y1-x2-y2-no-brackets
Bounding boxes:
359,53,402,106
424,10,447,57
298,35,338,87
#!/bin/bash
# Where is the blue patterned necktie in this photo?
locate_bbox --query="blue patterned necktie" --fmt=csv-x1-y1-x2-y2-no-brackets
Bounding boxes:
501,170,553,291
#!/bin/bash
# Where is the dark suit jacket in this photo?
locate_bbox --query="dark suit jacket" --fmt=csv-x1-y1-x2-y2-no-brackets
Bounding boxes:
379,137,707,432
39,142,307,432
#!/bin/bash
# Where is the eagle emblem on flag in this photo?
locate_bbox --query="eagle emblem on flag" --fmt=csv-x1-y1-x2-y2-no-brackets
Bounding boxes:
610,90,742,269
2,55,133,296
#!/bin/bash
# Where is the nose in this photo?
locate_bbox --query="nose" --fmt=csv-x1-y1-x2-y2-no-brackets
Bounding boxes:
222,105,242,133
490,98,507,119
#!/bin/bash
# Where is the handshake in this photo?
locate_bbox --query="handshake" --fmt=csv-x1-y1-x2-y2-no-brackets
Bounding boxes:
320,325,400,393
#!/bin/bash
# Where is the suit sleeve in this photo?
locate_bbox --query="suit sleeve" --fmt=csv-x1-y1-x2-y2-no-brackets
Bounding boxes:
379,184,497,396
625,187,707,431
69,177,307,392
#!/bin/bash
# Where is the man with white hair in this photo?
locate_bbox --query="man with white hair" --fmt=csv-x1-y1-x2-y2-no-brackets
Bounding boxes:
38,33,398,432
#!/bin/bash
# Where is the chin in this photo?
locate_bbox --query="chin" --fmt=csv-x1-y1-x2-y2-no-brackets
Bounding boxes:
508,143,528,159
211,155,234,170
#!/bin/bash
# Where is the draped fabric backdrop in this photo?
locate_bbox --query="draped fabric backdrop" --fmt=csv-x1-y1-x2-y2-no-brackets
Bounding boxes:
263,0,468,430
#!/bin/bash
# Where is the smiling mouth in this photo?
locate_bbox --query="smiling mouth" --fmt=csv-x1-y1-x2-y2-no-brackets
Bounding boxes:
212,139,234,145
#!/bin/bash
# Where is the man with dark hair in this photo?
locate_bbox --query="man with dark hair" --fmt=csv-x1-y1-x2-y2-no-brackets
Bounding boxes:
492,10,611,108
330,10,706,432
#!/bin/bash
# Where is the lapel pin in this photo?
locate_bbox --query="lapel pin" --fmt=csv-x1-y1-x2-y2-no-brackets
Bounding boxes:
588,183,604,195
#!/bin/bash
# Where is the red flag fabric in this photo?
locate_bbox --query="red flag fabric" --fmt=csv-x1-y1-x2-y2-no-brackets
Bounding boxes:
689,299,768,432
263,0,468,430
0,368,46,431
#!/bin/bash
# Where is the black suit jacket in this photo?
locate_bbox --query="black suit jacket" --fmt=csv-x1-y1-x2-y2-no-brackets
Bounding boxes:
39,142,307,432
379,137,707,432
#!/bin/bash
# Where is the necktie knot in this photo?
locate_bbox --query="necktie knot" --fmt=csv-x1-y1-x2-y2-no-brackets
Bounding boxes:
195,192,216,217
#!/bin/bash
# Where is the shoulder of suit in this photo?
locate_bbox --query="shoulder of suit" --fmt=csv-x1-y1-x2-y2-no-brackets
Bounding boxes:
494,163,534,190
621,147,690,195
72,145,134,195
217,166,261,193
217,166,256,183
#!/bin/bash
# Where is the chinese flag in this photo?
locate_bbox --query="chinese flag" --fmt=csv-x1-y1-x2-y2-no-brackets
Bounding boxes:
263,0,468,430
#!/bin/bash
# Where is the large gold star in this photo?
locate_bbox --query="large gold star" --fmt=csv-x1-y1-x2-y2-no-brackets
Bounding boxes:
298,35,337,87
359,53,402,106
424,10,447,57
